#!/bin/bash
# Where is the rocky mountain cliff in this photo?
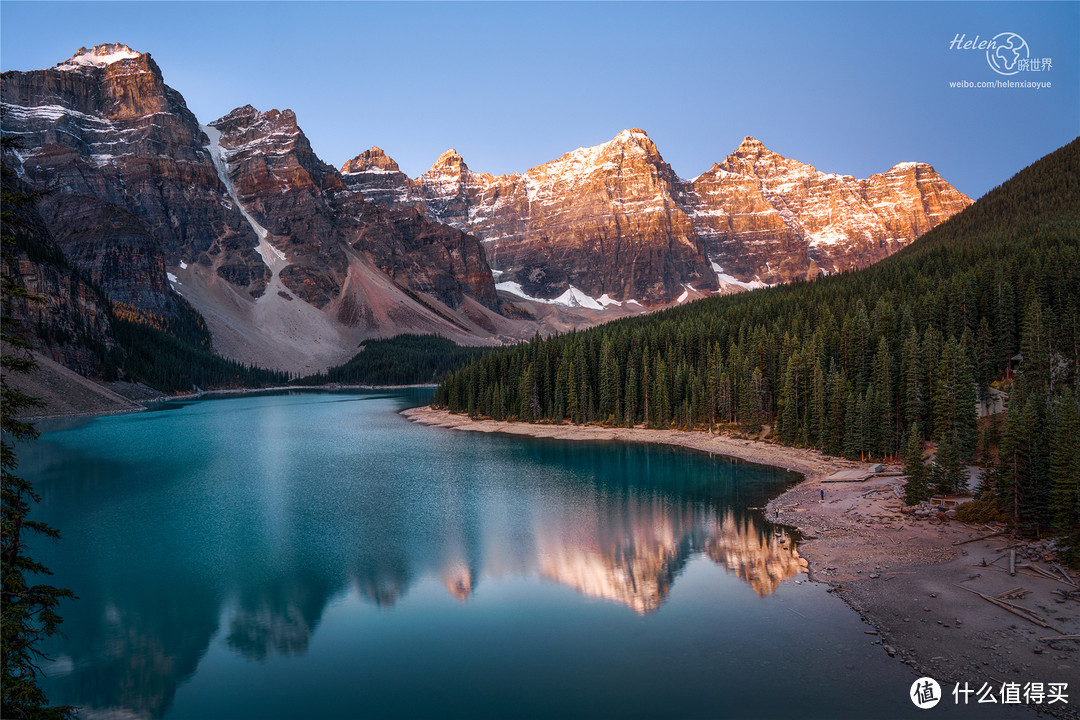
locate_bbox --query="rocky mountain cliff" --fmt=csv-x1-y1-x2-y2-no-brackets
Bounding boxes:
2,44,256,317
1,168,115,376
342,131,972,303
206,104,498,312
2,45,517,374
690,136,972,284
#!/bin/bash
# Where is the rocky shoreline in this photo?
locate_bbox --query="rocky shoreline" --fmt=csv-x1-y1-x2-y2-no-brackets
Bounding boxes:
404,406,1079,719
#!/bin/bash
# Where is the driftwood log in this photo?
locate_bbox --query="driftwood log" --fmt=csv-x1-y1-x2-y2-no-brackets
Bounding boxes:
953,584,1067,634
952,530,1008,546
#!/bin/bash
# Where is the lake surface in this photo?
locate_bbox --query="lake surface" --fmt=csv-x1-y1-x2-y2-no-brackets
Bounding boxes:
19,390,975,719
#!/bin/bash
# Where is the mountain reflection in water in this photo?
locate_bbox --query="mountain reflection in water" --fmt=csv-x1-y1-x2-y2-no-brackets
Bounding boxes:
24,393,804,719
536,504,804,613
47,495,803,719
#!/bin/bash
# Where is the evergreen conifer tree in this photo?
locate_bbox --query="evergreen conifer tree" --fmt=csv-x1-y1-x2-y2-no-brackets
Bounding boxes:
903,422,930,505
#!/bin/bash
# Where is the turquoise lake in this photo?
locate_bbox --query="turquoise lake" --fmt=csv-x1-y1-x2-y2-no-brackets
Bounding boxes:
18,390,993,718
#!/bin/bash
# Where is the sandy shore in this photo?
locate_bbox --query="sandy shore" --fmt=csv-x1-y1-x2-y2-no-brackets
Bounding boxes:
405,406,1079,718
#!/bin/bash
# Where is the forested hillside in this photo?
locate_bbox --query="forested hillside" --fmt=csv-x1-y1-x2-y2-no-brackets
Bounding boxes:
298,334,487,386
435,139,1080,546
104,304,289,392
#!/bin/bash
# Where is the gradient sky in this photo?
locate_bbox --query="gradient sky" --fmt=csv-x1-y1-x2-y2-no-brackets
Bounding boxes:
2,1,1077,199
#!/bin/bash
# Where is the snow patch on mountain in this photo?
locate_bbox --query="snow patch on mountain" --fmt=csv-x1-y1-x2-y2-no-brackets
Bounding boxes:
55,44,141,71
554,286,605,310
496,281,606,310
0,102,115,127
711,261,767,291
202,124,288,275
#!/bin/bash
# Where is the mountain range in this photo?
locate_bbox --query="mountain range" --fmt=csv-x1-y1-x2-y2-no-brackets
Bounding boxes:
1,44,971,375
344,131,971,304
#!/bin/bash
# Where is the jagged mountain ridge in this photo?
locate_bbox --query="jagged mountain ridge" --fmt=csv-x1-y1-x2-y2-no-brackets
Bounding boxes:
3,43,972,375
1,44,525,374
694,136,972,283
206,104,500,312
342,131,972,303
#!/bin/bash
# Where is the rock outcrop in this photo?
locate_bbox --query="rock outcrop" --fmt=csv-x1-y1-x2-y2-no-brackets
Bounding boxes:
340,146,411,206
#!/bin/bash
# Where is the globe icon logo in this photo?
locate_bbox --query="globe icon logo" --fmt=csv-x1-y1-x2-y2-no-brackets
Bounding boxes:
986,32,1029,75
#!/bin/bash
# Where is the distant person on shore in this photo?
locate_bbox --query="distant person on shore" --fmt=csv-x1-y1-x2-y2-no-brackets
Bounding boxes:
821,488,825,502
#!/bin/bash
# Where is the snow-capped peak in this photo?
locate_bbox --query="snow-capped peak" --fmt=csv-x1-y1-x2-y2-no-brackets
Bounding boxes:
429,148,467,173
613,128,652,143
606,128,660,156
734,136,769,154
888,161,921,172
55,43,142,71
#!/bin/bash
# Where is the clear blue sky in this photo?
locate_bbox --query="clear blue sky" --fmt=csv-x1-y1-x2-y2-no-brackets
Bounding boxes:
2,1,1077,199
